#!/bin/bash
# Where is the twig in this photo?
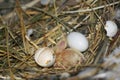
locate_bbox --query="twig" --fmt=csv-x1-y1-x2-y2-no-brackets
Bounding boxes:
31,7,71,32
25,35,39,49
5,26,14,80
73,14,90,30
63,1,120,14
0,75,22,80
15,0,27,53
2,0,40,21
94,38,109,64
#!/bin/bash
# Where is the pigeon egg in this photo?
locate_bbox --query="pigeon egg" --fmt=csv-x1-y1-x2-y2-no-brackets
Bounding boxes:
67,32,89,52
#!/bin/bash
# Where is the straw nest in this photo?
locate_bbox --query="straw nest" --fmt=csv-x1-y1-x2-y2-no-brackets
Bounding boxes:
0,0,120,80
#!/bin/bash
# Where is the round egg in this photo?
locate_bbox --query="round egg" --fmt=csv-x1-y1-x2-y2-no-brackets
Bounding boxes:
105,21,118,38
67,32,89,52
34,47,55,67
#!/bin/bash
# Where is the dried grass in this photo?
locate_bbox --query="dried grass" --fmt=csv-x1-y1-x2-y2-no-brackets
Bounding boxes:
0,0,120,79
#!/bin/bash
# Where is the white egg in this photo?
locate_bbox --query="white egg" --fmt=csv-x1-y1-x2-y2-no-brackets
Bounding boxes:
34,47,55,67
67,32,89,52
105,21,118,38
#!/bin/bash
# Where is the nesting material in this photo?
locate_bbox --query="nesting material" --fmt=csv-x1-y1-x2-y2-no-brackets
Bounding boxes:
93,45,120,80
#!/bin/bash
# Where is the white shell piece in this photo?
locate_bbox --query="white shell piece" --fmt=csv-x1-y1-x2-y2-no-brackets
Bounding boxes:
34,47,55,67
40,0,50,5
27,28,33,38
60,72,70,79
115,9,120,20
105,21,118,37
67,32,89,52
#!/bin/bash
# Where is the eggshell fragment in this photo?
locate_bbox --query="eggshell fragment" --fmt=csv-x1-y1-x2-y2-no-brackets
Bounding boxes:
40,0,50,5
105,21,118,38
34,47,55,67
27,28,33,38
67,32,89,52
114,9,120,20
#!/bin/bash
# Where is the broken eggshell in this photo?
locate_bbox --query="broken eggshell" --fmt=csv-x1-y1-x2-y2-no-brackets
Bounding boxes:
114,8,120,21
40,0,54,5
67,32,89,52
55,39,85,69
34,47,55,67
105,20,118,38
40,0,50,5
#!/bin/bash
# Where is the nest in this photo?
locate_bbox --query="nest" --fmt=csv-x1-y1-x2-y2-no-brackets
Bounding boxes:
0,0,120,80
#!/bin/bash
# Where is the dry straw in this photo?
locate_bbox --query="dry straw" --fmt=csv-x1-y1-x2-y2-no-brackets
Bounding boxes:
0,0,120,79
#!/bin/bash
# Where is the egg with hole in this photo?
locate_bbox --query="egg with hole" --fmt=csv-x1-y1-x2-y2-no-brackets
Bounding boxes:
67,32,89,52
105,21,118,38
34,47,55,67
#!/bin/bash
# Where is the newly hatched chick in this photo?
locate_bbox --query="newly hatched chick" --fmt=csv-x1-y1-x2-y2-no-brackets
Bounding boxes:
54,39,85,69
